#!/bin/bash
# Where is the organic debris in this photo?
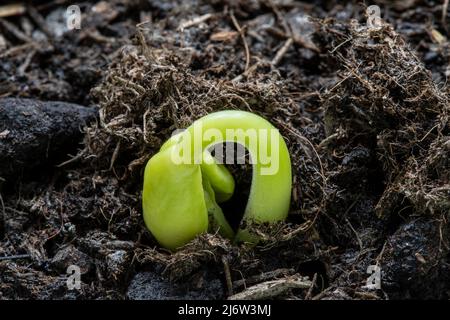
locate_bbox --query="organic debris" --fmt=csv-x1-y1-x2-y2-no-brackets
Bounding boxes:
0,0,449,300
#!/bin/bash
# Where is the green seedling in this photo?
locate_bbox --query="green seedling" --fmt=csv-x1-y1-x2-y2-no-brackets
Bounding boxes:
142,110,292,250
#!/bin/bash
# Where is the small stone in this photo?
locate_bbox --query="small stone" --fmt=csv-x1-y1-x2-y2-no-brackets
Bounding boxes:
0,98,97,180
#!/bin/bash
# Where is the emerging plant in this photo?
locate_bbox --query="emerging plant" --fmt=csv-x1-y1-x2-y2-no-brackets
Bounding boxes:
142,110,292,250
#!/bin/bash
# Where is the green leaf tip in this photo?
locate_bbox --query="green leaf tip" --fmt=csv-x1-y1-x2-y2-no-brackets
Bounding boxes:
142,110,292,250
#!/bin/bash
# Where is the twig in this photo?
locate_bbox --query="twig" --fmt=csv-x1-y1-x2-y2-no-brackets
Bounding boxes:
233,268,295,289
0,254,31,261
0,18,32,43
346,217,363,251
330,36,352,53
305,273,317,300
311,287,332,300
375,241,388,266
177,13,213,31
230,10,250,72
271,38,293,66
0,3,26,18
57,152,83,167
328,73,352,92
344,196,363,250
0,42,35,59
266,26,319,52
232,60,260,83
443,0,449,31
109,141,121,170
266,26,288,39
318,132,339,149
419,123,439,142
439,213,450,251
267,0,292,36
36,0,70,11
18,49,36,75
85,29,116,43
222,256,233,296
229,275,312,300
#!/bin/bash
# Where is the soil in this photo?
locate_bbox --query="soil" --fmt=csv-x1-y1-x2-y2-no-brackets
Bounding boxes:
0,0,449,300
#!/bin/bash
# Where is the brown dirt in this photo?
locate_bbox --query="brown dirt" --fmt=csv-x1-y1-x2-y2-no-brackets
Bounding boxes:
0,0,449,300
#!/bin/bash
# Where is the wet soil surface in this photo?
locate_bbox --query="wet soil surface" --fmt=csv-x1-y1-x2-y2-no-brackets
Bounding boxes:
0,0,449,299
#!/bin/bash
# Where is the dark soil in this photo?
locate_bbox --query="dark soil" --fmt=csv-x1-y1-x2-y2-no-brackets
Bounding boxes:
0,0,449,300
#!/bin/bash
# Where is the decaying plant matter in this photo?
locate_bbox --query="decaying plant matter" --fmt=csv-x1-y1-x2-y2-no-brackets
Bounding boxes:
1,0,449,300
